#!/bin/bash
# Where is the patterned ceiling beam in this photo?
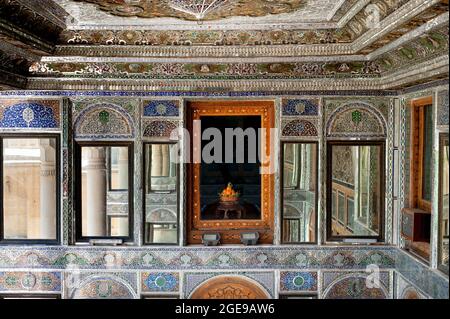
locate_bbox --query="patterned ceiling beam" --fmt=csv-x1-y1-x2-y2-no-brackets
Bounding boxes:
56,2,448,59
0,0,65,48
33,25,449,80
25,55,448,92
0,69,27,89
367,11,449,59
351,0,445,52
52,13,449,61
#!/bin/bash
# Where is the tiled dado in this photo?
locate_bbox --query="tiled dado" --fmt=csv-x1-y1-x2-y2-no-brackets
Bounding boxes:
0,248,447,299
396,250,449,299
0,246,396,271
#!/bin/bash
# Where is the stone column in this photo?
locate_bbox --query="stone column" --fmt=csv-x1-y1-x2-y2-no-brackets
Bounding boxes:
40,140,56,239
85,147,107,236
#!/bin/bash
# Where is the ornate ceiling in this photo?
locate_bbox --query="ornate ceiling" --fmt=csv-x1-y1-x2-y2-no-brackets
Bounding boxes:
65,0,306,21
0,0,448,91
56,0,346,27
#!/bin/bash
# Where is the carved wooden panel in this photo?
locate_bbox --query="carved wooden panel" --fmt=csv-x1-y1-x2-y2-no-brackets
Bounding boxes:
190,276,270,299
186,100,275,244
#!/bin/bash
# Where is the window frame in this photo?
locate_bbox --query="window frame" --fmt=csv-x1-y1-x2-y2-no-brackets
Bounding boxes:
0,133,61,245
410,97,433,212
326,140,385,243
142,141,180,246
280,141,319,245
438,132,449,275
74,141,134,243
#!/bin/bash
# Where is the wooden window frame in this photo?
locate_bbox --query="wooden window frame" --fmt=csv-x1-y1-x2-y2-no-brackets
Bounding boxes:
74,141,134,243
0,134,61,245
326,140,385,242
186,100,275,245
143,141,180,246
410,97,433,212
280,141,318,245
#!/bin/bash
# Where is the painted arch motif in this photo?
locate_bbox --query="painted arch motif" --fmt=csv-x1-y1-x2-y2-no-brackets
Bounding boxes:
190,275,270,299
74,103,135,139
323,274,389,299
326,102,387,138
70,275,137,299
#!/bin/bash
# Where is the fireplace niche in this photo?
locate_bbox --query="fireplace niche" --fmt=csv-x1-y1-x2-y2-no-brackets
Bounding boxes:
186,101,275,245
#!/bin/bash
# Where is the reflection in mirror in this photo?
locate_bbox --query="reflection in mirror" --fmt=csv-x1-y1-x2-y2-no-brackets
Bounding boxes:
282,143,317,243
109,147,129,191
144,143,178,244
439,134,449,274
81,146,130,238
329,144,383,239
2,138,58,241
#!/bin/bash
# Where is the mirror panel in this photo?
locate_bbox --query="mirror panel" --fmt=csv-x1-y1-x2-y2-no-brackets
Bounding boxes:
2,137,58,241
329,144,383,239
439,133,449,274
144,143,178,244
81,145,130,238
282,143,317,243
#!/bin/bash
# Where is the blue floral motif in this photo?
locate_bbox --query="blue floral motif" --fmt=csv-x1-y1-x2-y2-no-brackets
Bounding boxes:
280,272,317,291
144,100,180,117
0,102,58,128
143,273,178,292
282,99,319,116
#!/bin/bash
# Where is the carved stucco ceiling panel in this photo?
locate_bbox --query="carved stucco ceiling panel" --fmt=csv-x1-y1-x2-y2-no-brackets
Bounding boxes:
54,0,348,25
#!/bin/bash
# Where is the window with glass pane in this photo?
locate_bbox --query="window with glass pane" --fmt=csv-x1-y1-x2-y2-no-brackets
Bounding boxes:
144,143,178,244
281,142,317,243
328,142,384,241
1,136,59,243
439,133,449,274
77,144,132,240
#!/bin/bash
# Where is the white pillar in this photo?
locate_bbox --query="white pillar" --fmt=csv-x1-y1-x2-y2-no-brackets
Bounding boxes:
40,140,56,239
85,147,107,236
117,147,129,236
151,145,163,176
117,147,129,189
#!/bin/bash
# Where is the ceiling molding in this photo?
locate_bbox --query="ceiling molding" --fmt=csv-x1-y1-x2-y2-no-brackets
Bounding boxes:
26,55,449,92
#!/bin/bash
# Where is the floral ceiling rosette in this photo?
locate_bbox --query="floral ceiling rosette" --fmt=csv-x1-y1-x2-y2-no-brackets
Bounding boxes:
72,0,305,21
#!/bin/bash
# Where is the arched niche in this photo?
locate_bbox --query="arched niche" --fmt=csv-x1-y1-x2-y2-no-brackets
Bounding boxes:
190,275,271,299
74,103,135,139
70,275,137,299
323,274,388,299
326,102,387,138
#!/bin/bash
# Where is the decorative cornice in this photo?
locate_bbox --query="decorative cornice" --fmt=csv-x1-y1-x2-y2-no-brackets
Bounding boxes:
25,55,448,92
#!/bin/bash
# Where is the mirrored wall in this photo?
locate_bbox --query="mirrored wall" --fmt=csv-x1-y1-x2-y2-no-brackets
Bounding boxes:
327,142,384,242
281,142,317,243
144,143,178,245
76,143,133,241
0,136,59,243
